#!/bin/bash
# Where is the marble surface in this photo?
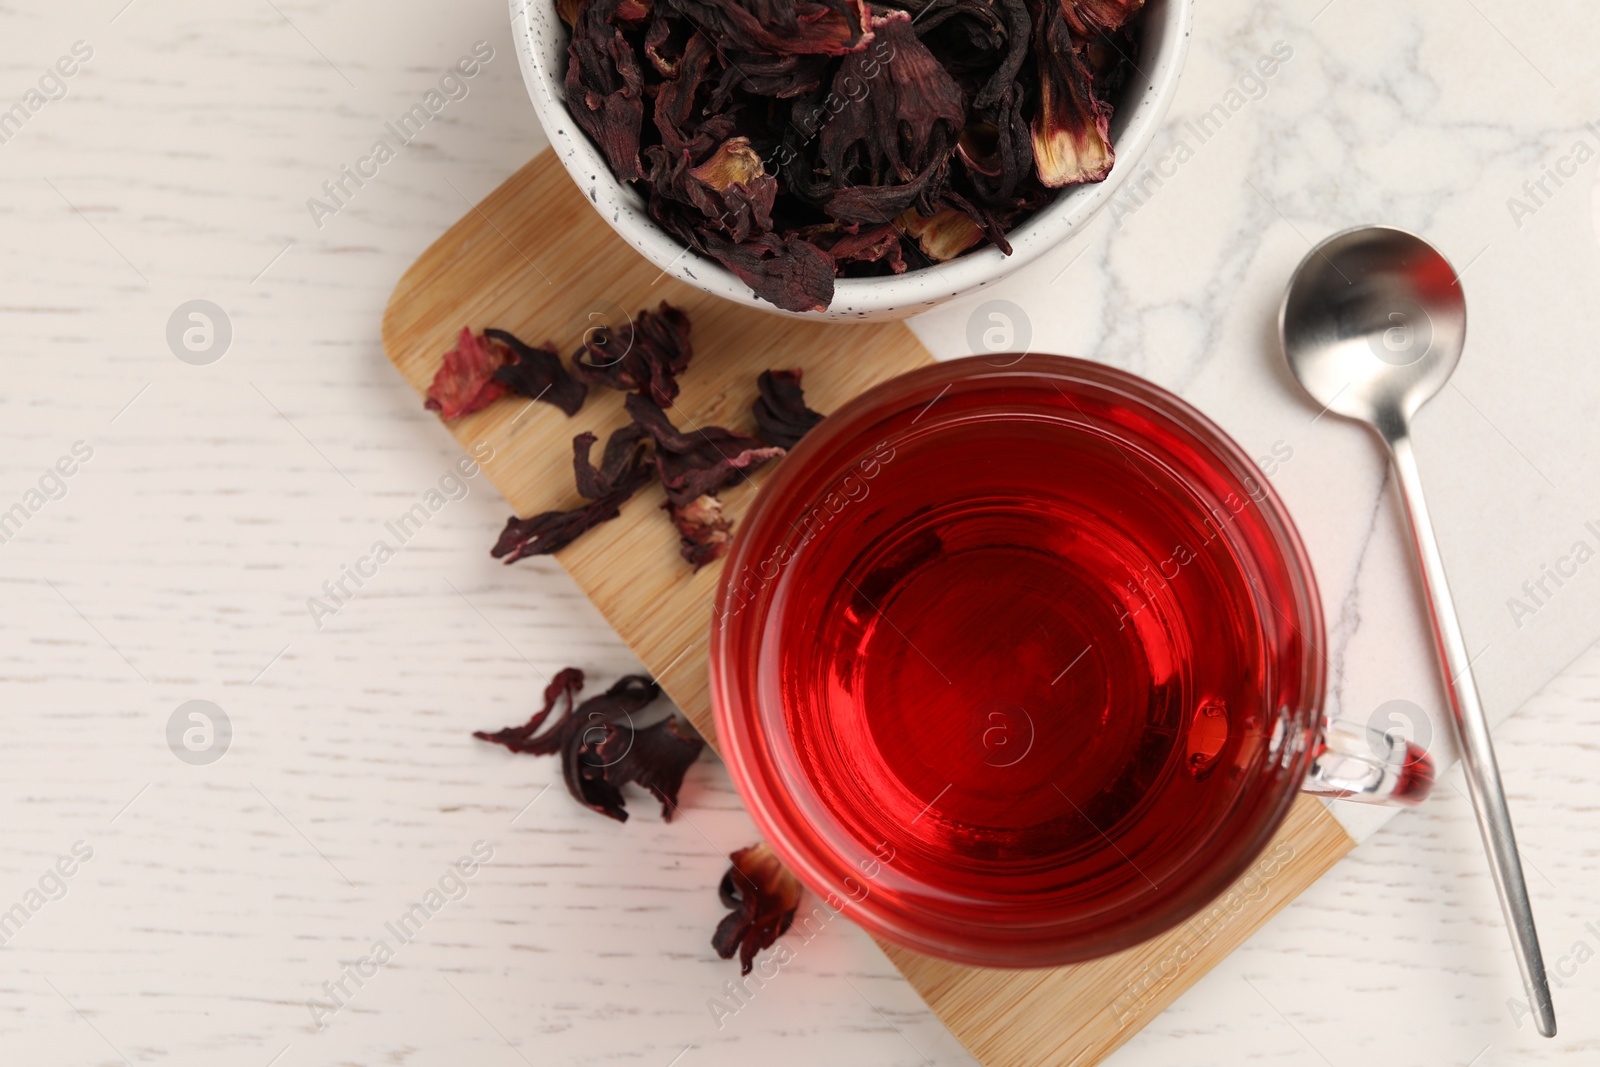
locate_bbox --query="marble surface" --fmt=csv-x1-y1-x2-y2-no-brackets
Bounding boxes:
1,1,1596,1065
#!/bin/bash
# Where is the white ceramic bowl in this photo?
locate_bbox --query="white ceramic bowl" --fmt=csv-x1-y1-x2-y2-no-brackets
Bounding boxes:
511,0,1192,321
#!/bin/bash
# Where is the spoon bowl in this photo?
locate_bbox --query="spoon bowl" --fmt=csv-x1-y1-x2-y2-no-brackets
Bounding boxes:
1280,226,1466,436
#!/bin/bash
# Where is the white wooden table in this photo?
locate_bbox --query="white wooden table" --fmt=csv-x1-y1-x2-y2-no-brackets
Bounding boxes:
2,1,1596,1065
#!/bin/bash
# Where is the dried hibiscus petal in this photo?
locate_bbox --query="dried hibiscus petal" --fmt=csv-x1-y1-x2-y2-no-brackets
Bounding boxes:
667,493,734,569
487,329,587,417
897,206,985,262
573,424,654,499
1032,1,1114,187
559,675,665,821
752,369,823,449
471,667,586,755
570,301,694,407
651,32,721,152
625,393,784,506
817,13,965,187
491,425,657,562
476,672,699,823
662,0,872,57
565,0,647,182
592,714,706,820
425,327,512,420
490,495,633,562
822,223,907,273
712,843,802,976
683,138,778,244
699,230,835,314
1063,0,1145,38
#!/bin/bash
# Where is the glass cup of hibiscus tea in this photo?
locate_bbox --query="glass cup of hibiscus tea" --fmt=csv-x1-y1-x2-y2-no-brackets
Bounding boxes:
709,355,1432,967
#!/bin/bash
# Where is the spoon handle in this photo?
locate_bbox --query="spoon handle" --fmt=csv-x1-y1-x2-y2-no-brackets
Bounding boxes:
1386,430,1556,1037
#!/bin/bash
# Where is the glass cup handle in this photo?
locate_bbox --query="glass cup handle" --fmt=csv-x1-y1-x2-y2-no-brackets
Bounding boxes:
1301,719,1433,805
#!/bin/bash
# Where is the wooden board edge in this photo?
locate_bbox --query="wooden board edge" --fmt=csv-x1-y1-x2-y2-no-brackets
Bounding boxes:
883,796,1355,1067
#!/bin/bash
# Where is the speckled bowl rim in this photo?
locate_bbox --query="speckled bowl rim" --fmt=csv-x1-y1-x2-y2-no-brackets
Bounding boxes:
511,0,1192,321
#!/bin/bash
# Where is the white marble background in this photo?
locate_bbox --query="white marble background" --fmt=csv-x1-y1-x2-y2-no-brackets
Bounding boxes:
0,0,1596,1065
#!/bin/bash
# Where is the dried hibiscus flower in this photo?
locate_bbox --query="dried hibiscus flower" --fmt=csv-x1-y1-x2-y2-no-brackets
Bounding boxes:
664,0,872,57
570,301,694,407
668,493,734,569
897,206,985,262
491,424,654,562
475,669,704,822
561,0,1144,310
1065,0,1146,39
626,393,784,567
592,714,706,820
1031,0,1115,187
752,369,824,450
472,666,586,755
425,328,512,420
712,843,803,975
565,0,648,182
697,231,837,315
488,329,587,416
626,394,785,505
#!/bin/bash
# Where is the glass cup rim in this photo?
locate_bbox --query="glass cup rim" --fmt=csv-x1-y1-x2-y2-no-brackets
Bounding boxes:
709,353,1325,967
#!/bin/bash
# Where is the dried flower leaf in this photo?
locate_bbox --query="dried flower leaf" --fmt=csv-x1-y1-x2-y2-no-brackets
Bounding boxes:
490,495,634,562
593,715,706,820
897,206,985,262
491,425,657,563
650,32,722,152
571,302,694,407
1063,0,1144,38
475,672,694,823
662,0,873,57
823,223,908,272
565,0,647,182
573,424,654,500
680,138,778,244
699,230,836,314
425,328,512,420
1032,2,1114,186
667,493,734,569
815,13,966,224
752,369,823,449
487,329,588,417
712,843,802,975
470,667,586,755
625,393,785,507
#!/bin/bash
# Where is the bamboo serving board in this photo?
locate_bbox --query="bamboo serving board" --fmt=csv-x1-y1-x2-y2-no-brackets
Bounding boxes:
382,151,1358,1067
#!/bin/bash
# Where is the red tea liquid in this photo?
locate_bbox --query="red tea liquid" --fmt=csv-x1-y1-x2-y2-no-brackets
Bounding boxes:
767,389,1306,931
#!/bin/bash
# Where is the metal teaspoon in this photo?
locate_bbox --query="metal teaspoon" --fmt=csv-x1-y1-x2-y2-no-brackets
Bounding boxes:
1279,224,1556,1038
